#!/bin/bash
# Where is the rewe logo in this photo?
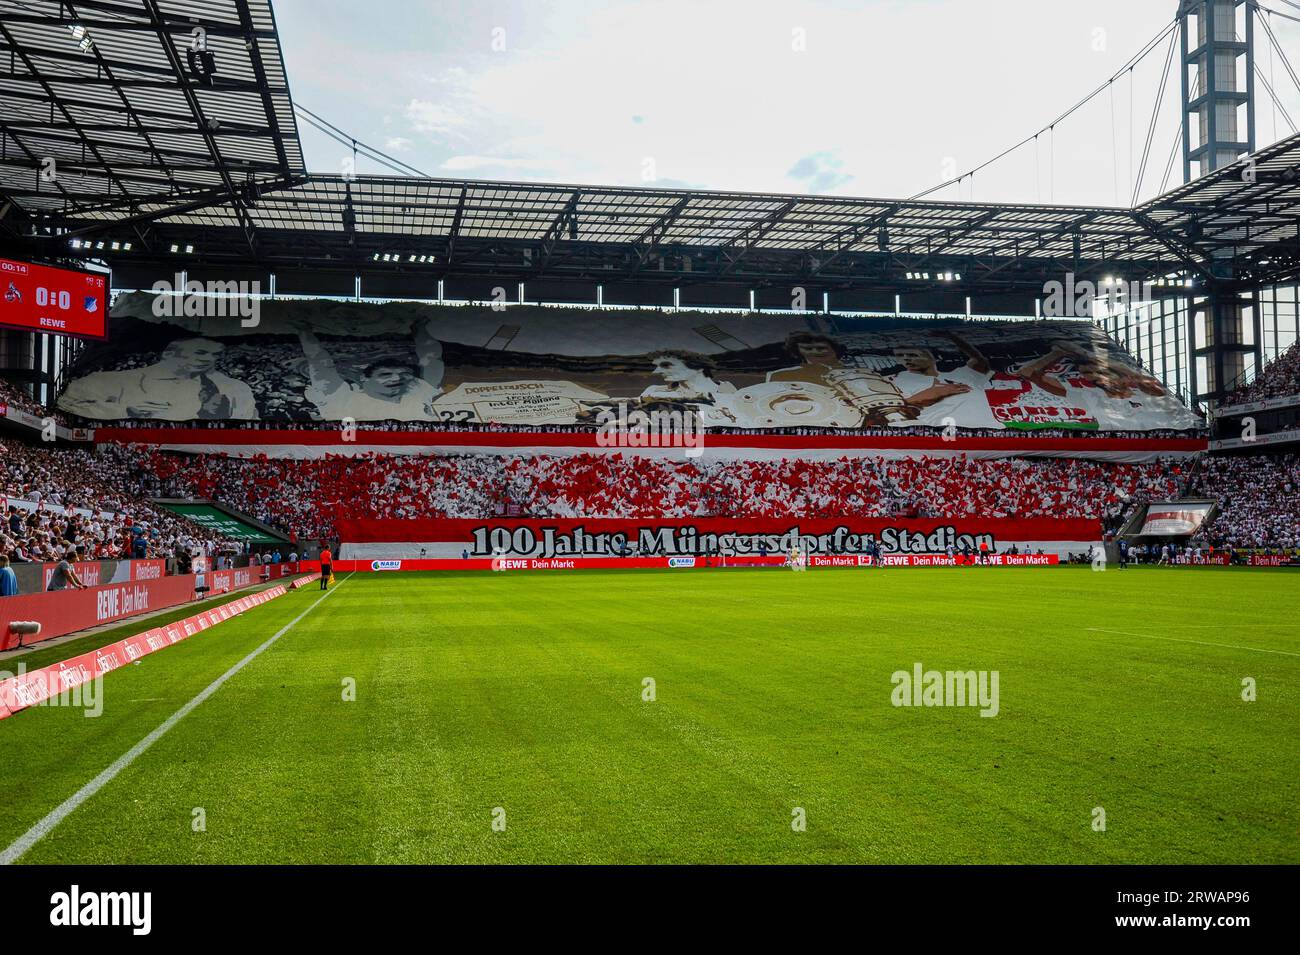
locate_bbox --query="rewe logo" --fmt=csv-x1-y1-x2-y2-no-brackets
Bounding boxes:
50,885,151,935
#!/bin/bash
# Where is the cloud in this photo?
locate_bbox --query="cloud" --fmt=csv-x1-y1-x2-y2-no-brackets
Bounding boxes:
274,0,1198,205
384,137,413,152
405,99,469,137
643,177,698,190
440,155,547,173
787,152,853,193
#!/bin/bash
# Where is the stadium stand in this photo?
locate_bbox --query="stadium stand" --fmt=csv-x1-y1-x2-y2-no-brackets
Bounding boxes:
7,429,1295,564
1189,453,1300,551
0,380,44,418
1222,341,1300,407
0,438,235,563
131,449,1185,539
18,286,1300,566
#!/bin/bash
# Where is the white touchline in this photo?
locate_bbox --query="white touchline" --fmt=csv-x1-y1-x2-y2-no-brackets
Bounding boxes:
0,573,353,866
1086,627,1300,659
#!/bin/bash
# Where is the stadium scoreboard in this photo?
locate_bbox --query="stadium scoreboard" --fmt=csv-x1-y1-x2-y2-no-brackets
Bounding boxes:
0,256,108,340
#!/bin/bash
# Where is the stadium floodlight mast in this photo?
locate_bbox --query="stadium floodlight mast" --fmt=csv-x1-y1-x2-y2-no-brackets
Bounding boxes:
1177,0,1263,406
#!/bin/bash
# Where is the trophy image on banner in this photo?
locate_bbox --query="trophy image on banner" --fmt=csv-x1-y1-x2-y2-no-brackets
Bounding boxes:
712,332,918,428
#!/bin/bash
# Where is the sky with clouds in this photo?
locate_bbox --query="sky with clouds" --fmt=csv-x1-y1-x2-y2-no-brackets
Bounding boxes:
273,0,1300,207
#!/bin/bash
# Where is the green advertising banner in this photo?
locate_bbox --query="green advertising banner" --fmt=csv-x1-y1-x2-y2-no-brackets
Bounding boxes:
160,502,287,544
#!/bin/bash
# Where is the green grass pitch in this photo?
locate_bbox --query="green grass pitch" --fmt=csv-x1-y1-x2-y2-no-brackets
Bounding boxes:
1,566,1296,864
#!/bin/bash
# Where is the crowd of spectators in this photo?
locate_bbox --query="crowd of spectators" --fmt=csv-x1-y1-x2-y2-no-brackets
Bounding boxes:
1222,341,1300,407
0,437,236,564
8,416,1297,564
1188,453,1300,551
130,448,1186,541
0,379,50,419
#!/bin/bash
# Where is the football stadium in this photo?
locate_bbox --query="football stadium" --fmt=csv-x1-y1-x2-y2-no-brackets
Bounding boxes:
0,0,1297,930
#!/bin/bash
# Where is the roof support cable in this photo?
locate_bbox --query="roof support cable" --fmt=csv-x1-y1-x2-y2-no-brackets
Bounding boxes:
910,15,1178,201
294,103,431,178
1254,7,1300,100
1132,25,1178,205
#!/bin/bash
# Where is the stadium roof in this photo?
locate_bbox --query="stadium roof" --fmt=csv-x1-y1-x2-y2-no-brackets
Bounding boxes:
1,0,1299,304
0,0,303,251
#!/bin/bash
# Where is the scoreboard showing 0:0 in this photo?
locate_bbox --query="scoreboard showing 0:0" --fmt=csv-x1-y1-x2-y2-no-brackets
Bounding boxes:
35,287,74,310
0,256,108,340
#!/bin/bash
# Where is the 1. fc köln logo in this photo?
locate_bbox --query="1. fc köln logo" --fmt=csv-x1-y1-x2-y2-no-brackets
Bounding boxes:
4,281,20,303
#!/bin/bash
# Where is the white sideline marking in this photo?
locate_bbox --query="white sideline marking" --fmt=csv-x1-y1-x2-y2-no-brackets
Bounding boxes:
1087,627,1300,659
1,573,352,865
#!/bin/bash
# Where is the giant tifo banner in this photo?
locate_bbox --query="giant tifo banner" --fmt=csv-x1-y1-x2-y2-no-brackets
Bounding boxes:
335,516,1099,560
59,294,1202,432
